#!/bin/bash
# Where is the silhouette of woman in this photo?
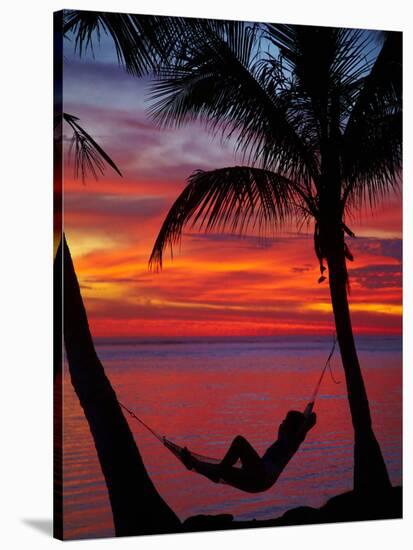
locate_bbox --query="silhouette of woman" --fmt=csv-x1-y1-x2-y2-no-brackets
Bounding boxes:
180,410,316,493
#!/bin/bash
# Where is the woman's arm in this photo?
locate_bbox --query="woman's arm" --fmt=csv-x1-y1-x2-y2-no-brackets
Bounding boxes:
263,411,317,468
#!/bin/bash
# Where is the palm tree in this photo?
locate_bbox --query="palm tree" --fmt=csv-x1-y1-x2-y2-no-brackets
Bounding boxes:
54,12,183,536
55,236,180,537
63,12,401,496
146,23,402,495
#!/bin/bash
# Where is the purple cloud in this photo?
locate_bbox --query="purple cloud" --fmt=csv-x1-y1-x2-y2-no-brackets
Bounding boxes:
349,263,401,289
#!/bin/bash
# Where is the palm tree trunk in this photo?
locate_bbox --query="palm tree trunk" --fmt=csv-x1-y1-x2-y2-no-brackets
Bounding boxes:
56,235,181,537
326,250,392,495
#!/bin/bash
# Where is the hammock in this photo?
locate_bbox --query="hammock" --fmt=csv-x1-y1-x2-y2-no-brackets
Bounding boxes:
119,337,338,488
119,403,223,465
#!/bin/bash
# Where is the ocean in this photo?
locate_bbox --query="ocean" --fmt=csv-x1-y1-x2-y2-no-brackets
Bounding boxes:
62,335,402,539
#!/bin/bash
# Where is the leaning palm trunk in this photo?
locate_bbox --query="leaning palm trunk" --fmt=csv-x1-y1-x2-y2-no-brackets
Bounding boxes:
325,226,392,494
56,236,181,537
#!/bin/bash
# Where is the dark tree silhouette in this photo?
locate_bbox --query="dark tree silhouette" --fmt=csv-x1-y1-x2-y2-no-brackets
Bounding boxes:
146,24,401,495
55,236,180,537
54,11,192,536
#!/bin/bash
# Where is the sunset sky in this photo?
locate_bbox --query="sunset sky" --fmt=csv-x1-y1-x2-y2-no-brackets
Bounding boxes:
62,29,402,339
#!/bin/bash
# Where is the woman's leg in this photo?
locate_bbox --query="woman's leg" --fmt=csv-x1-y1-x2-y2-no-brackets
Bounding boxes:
219,438,271,492
184,436,266,490
220,435,262,471
191,459,222,483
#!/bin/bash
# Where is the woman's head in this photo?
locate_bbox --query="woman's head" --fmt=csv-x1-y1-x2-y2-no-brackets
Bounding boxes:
277,410,305,439
278,410,316,441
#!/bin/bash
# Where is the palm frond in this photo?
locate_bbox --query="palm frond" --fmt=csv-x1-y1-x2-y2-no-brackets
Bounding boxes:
63,9,181,75
63,113,122,181
149,166,303,269
342,110,401,210
265,25,377,138
341,31,402,209
147,20,318,184
344,31,402,135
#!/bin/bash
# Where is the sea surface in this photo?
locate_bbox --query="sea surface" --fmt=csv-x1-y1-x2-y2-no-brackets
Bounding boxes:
62,335,402,539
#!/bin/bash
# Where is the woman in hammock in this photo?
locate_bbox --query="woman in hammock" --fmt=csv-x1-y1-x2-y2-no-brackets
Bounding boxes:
180,410,317,493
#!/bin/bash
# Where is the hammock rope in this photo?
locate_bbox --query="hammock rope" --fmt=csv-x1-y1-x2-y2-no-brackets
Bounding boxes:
308,335,338,406
119,336,339,470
